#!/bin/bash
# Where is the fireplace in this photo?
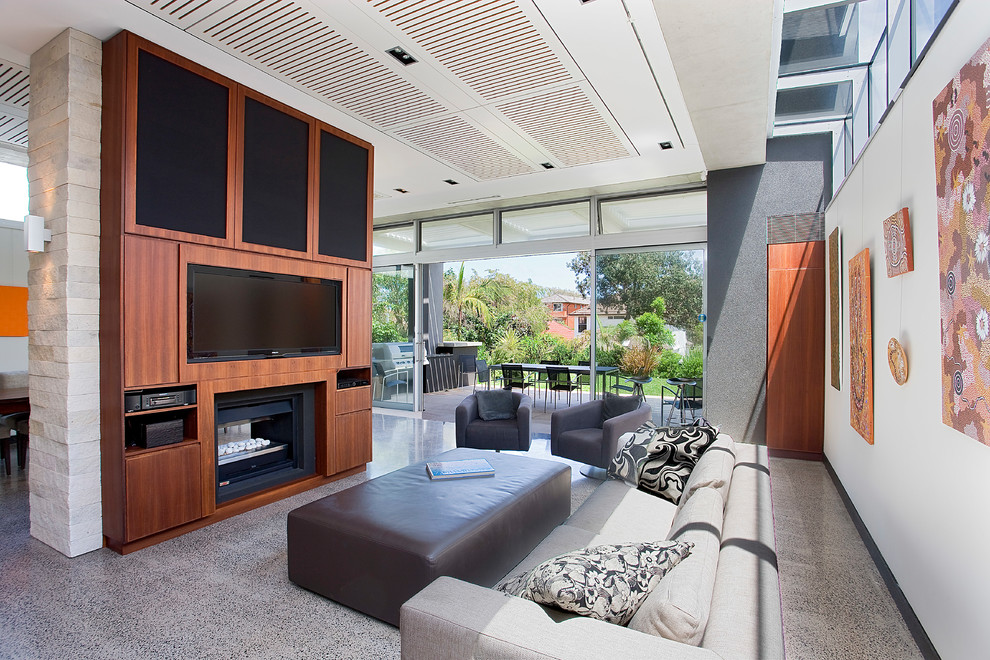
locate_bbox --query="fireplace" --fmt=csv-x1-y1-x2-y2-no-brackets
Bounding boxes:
214,385,316,504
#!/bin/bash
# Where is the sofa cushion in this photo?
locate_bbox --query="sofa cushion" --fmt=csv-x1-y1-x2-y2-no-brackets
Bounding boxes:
475,389,516,420
679,434,736,508
601,392,644,424
701,443,784,659
607,421,659,486
566,480,677,541
498,540,693,626
628,487,724,644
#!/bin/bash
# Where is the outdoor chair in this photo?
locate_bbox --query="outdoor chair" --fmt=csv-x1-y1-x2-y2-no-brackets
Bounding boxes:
536,360,559,398
455,391,532,452
608,370,639,397
664,377,703,425
550,397,652,476
543,365,580,411
500,364,532,394
474,358,500,391
373,360,410,402
458,354,477,389
576,360,591,403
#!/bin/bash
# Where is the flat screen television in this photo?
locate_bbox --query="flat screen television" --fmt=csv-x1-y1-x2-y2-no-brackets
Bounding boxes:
187,264,342,362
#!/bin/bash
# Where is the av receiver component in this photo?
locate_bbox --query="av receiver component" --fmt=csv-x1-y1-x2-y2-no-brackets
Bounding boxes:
140,388,196,410
337,378,370,389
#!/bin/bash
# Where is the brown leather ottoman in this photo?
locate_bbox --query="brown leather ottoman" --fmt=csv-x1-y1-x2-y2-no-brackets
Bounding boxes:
287,447,571,625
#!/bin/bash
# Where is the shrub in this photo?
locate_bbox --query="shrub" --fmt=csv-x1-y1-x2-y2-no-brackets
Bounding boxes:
679,347,704,378
657,349,683,378
372,319,405,344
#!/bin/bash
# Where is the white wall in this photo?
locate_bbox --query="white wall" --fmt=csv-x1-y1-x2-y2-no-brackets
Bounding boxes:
0,219,28,372
824,2,990,657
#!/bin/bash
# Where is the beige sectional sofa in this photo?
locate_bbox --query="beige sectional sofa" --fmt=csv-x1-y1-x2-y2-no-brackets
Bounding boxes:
400,439,784,659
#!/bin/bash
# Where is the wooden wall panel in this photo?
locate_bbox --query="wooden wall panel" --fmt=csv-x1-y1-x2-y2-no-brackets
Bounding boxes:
346,268,371,368
125,443,202,541
124,236,179,387
335,410,372,472
767,241,825,457
102,31,373,551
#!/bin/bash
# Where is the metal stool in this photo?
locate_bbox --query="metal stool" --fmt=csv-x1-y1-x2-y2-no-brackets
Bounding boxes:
0,412,29,475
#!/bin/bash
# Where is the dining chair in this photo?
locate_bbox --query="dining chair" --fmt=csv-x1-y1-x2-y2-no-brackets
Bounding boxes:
500,364,532,394
458,354,478,389
576,360,591,404
543,365,580,412
475,359,500,391
537,360,559,398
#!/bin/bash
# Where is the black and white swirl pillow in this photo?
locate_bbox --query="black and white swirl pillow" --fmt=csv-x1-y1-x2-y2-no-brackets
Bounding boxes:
649,426,718,464
638,454,695,504
607,421,659,486
497,540,693,625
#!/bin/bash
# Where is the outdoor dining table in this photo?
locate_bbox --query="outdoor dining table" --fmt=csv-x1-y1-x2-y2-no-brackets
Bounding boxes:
493,363,619,395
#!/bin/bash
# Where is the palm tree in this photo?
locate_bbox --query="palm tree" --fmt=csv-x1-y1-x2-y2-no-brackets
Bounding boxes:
445,262,490,340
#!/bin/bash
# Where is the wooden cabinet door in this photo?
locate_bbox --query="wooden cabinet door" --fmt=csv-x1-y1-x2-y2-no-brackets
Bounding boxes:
346,268,371,368
238,93,312,255
767,241,825,456
317,126,371,263
124,236,179,387
335,410,372,472
125,443,202,541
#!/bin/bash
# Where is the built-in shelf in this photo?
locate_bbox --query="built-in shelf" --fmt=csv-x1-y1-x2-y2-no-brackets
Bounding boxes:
124,404,198,417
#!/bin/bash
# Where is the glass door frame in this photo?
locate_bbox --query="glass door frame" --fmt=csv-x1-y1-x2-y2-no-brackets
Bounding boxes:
371,263,420,411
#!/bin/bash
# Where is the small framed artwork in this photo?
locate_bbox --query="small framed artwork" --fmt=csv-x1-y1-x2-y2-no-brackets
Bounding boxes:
883,208,914,277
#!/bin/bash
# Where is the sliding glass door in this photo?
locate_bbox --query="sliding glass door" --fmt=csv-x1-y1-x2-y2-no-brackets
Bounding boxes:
372,265,415,410
593,246,705,425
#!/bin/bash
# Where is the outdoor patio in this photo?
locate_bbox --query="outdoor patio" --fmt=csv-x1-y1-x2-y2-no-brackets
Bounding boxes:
420,383,698,435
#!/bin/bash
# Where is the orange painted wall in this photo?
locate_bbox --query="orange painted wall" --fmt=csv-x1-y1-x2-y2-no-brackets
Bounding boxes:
0,286,28,337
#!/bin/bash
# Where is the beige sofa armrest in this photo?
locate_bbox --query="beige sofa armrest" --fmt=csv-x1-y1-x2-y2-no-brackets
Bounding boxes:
400,577,721,660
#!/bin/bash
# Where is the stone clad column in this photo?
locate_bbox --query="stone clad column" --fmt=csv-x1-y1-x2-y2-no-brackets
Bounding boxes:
26,29,102,557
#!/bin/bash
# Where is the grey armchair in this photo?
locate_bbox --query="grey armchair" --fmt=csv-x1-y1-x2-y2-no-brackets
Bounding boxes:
550,398,652,470
455,392,533,452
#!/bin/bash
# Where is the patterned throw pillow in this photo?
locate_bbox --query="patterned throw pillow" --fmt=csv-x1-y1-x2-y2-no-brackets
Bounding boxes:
608,424,719,504
638,455,695,504
497,541,693,625
649,426,718,464
607,421,659,486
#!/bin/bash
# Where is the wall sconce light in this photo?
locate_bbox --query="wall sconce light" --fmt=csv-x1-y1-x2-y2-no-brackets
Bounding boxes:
23,215,51,252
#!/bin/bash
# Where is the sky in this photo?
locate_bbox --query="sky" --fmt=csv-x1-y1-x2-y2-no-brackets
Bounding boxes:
0,163,28,222
449,252,583,292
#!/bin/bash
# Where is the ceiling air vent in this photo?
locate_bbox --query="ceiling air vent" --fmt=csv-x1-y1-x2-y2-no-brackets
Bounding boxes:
767,213,825,244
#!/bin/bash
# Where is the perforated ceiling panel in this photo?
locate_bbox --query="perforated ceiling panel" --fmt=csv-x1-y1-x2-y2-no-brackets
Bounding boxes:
497,85,631,166
130,0,449,130
0,59,29,149
369,0,573,101
394,115,536,180
129,0,238,30
125,0,642,184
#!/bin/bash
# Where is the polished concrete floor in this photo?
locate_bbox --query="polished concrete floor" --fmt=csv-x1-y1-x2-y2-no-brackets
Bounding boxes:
0,414,928,659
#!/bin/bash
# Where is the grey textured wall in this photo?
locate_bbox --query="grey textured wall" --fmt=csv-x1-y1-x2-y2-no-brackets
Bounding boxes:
706,134,832,444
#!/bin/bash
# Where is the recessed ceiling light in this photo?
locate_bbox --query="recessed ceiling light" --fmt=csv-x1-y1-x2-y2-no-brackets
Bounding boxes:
386,47,417,65
394,188,409,194
444,179,459,185
541,162,555,169
659,141,674,150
